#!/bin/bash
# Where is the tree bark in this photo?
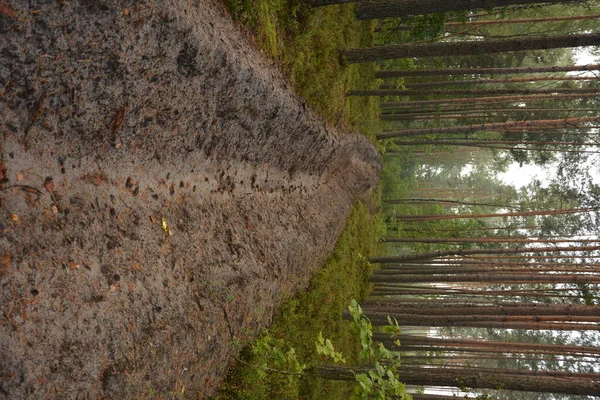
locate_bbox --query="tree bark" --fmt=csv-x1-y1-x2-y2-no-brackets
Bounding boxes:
376,64,600,78
403,75,600,88
380,92,600,108
354,0,582,19
377,117,600,140
394,207,597,222
349,87,599,96
314,364,600,395
343,32,600,63
369,244,600,263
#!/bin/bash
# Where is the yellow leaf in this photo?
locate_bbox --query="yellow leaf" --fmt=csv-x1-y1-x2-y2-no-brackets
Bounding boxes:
161,217,168,232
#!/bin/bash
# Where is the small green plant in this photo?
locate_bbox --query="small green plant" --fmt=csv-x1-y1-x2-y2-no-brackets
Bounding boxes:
222,300,411,400
316,332,346,364
347,300,409,400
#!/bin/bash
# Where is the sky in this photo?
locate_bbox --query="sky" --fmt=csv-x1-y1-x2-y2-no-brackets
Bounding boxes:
498,47,599,189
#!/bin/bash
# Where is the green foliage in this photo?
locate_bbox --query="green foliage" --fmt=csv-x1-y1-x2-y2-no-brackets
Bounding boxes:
316,332,347,364
217,202,380,399
347,300,410,400
223,0,381,139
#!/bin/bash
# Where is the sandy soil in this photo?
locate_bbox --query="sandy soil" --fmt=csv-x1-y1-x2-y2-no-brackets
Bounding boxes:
0,1,381,398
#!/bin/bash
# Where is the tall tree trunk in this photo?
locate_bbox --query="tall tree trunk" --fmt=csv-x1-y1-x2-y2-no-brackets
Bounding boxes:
403,75,599,88
382,237,600,244
362,302,600,316
376,64,600,78
349,87,599,96
380,92,600,108
342,32,600,63
353,0,582,19
373,333,600,356
361,312,600,329
368,272,600,284
314,364,600,395
369,244,600,263
395,207,597,222
385,198,513,207
377,117,600,140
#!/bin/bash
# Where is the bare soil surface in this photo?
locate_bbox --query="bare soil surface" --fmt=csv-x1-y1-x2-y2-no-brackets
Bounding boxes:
0,0,381,398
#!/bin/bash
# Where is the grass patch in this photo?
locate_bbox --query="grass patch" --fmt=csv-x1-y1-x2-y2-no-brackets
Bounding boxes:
223,0,382,141
216,201,384,399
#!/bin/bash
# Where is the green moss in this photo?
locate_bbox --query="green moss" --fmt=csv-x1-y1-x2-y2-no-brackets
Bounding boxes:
223,0,381,134
216,202,382,399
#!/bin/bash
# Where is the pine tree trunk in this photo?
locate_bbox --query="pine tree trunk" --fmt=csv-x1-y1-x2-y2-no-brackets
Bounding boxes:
314,364,600,395
403,75,598,88
369,244,600,263
368,272,600,284
380,92,600,108
378,117,600,139
354,0,582,19
342,32,600,63
349,87,599,96
376,64,600,78
395,207,597,222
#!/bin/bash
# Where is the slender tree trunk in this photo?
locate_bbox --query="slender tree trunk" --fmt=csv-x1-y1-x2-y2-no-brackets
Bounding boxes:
353,0,582,19
373,333,600,356
315,364,600,395
361,312,600,329
342,32,600,63
385,198,512,207
368,272,600,284
378,117,600,140
382,237,600,244
380,92,600,108
349,87,599,96
369,244,600,263
403,75,599,88
376,64,600,78
362,302,600,316
395,207,597,222
382,107,600,116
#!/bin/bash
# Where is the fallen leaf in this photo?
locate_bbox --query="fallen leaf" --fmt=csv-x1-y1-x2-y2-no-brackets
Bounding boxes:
132,263,142,271
161,217,168,232
10,214,18,221
0,3,15,19
68,261,80,270
43,177,54,192
123,8,130,16
0,251,10,274
83,173,105,186
16,174,24,182
0,161,6,183
25,192,37,207
51,205,59,214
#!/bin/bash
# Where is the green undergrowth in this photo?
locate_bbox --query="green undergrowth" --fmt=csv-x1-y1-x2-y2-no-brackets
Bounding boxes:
215,200,385,399
223,0,382,142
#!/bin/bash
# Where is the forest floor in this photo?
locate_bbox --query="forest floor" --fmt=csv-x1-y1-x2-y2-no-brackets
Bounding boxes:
0,0,381,398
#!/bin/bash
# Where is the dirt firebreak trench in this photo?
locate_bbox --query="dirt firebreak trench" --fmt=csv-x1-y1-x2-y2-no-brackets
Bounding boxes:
0,0,381,398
